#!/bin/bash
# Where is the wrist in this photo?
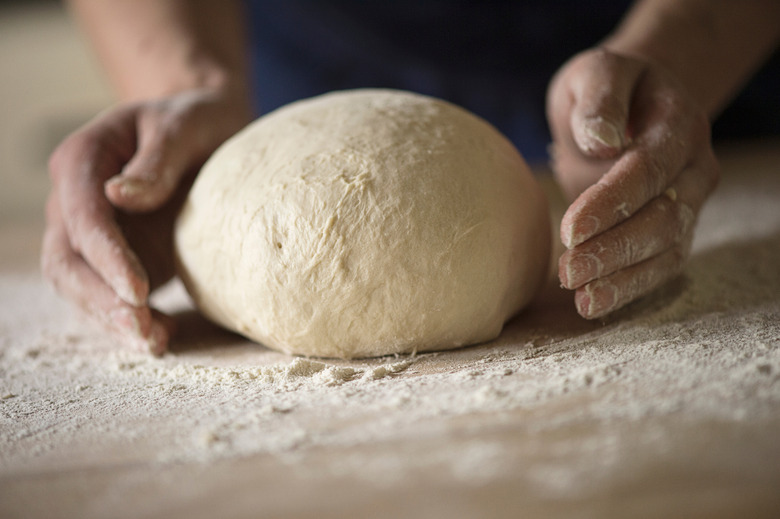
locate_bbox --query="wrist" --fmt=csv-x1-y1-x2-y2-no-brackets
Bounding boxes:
69,0,251,107
601,0,780,118
117,56,250,105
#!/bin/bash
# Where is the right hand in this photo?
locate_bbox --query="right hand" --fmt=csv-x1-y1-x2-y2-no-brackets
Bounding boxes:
42,88,251,354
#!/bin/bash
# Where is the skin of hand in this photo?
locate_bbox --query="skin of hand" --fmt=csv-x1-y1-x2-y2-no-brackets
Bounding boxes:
42,89,251,354
547,0,780,320
41,0,250,354
547,48,719,319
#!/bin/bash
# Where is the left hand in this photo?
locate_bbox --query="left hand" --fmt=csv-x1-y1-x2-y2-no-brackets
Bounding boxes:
42,89,250,354
546,48,720,319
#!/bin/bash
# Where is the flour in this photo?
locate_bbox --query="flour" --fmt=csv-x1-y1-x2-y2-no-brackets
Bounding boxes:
2,161,780,500
113,355,413,391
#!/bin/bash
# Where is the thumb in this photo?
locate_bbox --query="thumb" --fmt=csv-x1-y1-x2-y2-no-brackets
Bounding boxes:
569,49,643,158
105,125,195,212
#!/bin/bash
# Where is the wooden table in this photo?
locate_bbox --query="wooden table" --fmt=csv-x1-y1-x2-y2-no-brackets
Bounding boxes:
1,141,779,519
1,5,779,518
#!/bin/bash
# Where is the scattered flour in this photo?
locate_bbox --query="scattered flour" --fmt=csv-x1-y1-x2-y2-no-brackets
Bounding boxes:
2,162,780,499
2,265,778,494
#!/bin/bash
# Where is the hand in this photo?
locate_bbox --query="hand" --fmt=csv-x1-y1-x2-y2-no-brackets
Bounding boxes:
42,88,251,354
546,48,720,319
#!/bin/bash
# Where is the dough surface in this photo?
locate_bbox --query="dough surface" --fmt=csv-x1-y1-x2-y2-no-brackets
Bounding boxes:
175,89,550,358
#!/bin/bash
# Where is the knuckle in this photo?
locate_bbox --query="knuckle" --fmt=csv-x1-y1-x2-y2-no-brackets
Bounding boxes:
44,194,58,222
674,203,696,243
631,148,667,199
47,138,76,183
672,240,692,268
40,246,63,286
613,232,639,267
704,152,721,193
588,46,623,68
39,245,53,280
67,212,96,253
40,256,57,284
48,132,96,183
688,109,712,150
692,109,710,139
587,47,612,66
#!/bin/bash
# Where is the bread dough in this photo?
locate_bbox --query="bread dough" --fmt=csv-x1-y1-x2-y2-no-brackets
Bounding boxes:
174,89,550,358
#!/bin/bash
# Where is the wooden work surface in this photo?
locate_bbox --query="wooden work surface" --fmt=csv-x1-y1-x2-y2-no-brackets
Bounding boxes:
1,4,779,519
2,143,779,519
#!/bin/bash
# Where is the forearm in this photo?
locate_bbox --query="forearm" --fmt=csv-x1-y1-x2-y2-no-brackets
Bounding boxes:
603,0,780,117
67,0,250,103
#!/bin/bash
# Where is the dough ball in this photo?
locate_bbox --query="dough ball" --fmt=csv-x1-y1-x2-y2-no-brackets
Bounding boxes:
174,89,550,358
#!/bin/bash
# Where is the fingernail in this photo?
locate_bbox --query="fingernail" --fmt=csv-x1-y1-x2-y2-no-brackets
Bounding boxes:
146,321,168,357
563,214,600,249
575,292,591,318
115,279,144,307
129,335,151,354
565,253,601,288
584,118,623,150
578,281,618,319
105,176,122,190
110,178,149,198
110,307,140,335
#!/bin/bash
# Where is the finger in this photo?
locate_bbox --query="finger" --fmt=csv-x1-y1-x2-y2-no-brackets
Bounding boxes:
104,92,226,213
561,85,707,249
573,243,690,320
560,189,692,290
49,110,151,305
569,49,643,158
152,308,177,343
42,196,169,355
104,114,193,212
559,151,718,289
547,65,619,201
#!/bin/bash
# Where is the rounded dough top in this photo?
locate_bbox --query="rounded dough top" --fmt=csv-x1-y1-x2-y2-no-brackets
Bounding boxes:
175,89,550,358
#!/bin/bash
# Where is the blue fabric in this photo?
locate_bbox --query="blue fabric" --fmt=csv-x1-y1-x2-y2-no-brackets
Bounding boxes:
244,1,779,162
712,47,780,142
